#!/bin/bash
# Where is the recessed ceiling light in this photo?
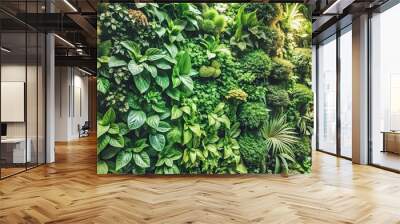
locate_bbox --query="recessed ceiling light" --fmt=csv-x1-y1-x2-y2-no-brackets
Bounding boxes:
78,67,92,76
54,34,75,48
1,47,11,53
63,0,78,12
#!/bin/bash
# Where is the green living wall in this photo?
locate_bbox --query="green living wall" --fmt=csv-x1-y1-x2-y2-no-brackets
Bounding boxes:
97,3,313,175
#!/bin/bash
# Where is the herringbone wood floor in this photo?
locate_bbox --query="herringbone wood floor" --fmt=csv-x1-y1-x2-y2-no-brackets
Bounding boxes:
1,136,400,224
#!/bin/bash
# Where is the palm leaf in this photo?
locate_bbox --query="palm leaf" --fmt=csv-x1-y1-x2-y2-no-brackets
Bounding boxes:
261,115,298,156
262,115,299,174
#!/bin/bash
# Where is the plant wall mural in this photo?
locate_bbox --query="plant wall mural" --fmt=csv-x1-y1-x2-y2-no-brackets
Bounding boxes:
97,3,313,175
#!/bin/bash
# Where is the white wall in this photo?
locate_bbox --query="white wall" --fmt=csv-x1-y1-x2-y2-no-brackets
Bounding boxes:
55,67,89,141
312,45,316,151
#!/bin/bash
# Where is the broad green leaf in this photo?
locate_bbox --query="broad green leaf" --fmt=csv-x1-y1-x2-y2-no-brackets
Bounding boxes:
133,151,150,168
155,158,165,167
118,123,129,135
108,56,127,67
164,55,177,64
116,151,132,170
127,95,140,109
110,135,124,148
189,150,197,163
128,60,144,76
97,160,108,174
131,139,149,153
145,48,163,59
155,61,171,70
183,130,192,145
236,163,248,174
102,107,116,125
149,134,165,151
160,111,171,120
155,27,166,37
97,135,110,154
171,105,183,120
169,149,182,161
183,149,189,163
180,106,191,115
218,115,231,129
152,103,167,113
164,43,178,58
134,73,151,93
189,124,202,137
166,88,181,101
156,121,171,133
146,115,160,129
214,103,225,113
127,110,146,130
164,158,173,167
108,123,120,135
135,3,147,8
171,164,180,174
224,147,233,159
97,77,110,94
167,127,182,143
179,75,193,91
121,40,140,58
172,66,181,88
97,123,109,138
132,166,146,174
148,54,164,61
100,147,120,160
98,40,111,57
155,75,169,90
143,64,157,77
177,51,191,75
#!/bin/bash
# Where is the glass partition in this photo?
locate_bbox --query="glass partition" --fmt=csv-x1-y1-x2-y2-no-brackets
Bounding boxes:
317,35,337,154
370,4,400,171
0,1,46,179
1,30,28,177
339,26,352,158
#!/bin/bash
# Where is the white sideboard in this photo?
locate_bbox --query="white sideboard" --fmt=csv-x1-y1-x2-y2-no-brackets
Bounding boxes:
1,138,32,163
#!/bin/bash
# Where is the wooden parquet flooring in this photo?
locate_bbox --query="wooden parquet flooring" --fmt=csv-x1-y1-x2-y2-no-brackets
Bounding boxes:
1,135,400,224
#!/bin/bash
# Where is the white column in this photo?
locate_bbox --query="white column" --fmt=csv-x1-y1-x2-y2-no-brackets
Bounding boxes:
352,14,369,164
46,32,55,163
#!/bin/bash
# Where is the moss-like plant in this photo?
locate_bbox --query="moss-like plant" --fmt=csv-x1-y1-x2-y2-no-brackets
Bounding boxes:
202,8,226,34
267,86,290,109
243,50,272,79
292,48,312,83
238,102,269,129
225,88,248,101
291,83,313,112
270,57,294,81
199,60,222,78
238,134,268,173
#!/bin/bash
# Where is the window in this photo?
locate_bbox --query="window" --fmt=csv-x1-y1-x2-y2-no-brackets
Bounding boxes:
317,35,337,154
340,26,352,158
370,4,400,171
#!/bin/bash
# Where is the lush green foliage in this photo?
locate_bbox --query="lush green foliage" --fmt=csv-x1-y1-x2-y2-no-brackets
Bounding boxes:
267,86,290,110
97,3,312,175
238,134,268,173
238,102,269,129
